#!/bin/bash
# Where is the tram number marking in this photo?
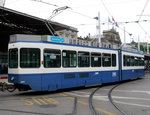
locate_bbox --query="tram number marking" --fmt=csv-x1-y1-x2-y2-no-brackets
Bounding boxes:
20,96,60,106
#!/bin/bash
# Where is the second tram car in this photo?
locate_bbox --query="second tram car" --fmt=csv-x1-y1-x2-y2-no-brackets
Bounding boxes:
8,35,145,91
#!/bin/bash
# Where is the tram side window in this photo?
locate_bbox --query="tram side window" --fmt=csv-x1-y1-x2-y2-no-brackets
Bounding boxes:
139,57,144,66
9,49,18,68
102,53,111,67
78,51,90,67
124,55,130,66
20,48,40,68
130,56,135,66
62,50,77,67
126,55,130,66
112,54,116,67
138,57,142,66
141,58,144,66
44,49,61,68
91,52,101,67
123,55,126,66
134,57,138,66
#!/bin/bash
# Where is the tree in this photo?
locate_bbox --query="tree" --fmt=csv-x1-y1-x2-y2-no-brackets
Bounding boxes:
140,45,144,52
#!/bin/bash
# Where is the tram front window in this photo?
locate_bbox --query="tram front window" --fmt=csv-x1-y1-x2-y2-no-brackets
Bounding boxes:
9,48,18,68
20,48,40,68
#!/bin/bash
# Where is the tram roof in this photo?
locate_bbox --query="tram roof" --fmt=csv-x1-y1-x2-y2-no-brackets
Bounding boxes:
0,6,77,52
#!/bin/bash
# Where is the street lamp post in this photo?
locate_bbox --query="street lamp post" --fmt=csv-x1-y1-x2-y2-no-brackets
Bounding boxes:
94,12,101,47
98,12,101,47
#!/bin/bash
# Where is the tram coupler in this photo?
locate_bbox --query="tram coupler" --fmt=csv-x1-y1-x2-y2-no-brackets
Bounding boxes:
0,82,16,92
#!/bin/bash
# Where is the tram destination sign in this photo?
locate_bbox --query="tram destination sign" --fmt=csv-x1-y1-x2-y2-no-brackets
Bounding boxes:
42,35,65,43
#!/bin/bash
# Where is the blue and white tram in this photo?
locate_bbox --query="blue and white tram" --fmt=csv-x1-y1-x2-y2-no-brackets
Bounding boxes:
121,50,145,80
8,35,145,91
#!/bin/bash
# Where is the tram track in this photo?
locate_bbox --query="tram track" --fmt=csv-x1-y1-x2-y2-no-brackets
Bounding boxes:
89,82,129,115
108,83,129,115
89,87,101,115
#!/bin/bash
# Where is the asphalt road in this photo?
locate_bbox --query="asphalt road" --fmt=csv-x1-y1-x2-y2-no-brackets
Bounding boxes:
0,72,150,115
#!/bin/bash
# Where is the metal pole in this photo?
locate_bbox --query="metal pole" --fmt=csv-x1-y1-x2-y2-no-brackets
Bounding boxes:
138,35,140,51
98,12,101,47
124,27,126,47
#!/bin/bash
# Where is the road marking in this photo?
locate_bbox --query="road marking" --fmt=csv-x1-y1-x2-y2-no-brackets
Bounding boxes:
94,95,150,101
42,96,60,105
95,107,116,115
66,92,150,108
20,98,33,106
72,89,150,95
78,101,88,105
20,96,60,106
58,93,116,115
114,100,150,108
71,91,90,94
66,92,89,97
32,97,48,105
58,93,75,100
58,93,68,97
58,93,88,105
101,89,150,94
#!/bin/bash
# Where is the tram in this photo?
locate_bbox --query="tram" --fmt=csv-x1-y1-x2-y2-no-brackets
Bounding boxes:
8,34,145,91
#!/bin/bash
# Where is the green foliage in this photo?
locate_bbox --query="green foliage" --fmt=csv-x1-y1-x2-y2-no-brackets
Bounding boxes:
140,45,150,53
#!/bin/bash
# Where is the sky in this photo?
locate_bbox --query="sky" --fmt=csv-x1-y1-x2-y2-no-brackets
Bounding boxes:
1,0,150,43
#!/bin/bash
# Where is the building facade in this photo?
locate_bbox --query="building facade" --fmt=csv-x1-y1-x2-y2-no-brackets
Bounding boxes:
101,27,122,49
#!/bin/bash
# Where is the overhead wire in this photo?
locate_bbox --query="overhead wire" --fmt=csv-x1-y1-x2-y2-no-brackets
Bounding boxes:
30,0,94,20
137,0,150,38
30,0,59,7
68,10,94,20
5,0,150,39
30,0,96,36
35,0,150,39
138,0,149,21
100,0,133,37
100,0,112,17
